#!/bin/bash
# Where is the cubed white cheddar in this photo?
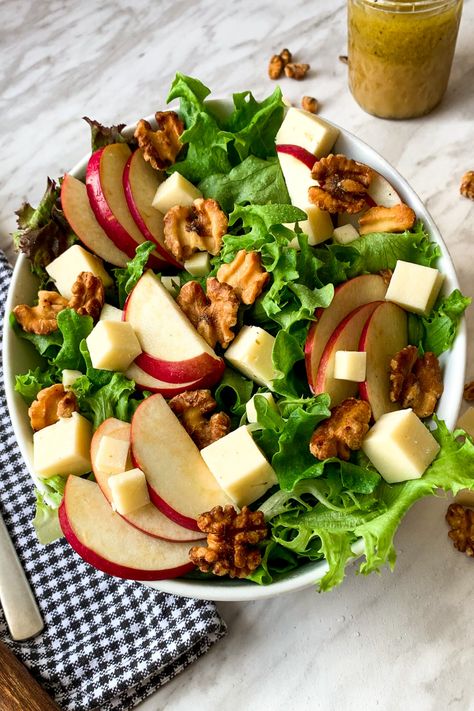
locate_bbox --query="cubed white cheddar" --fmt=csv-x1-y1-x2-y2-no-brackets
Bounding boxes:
246,392,278,424
152,172,202,214
201,425,277,507
99,303,123,322
33,412,92,478
385,261,444,316
62,369,83,390
86,321,142,371
333,223,360,245
95,434,131,475
457,407,474,439
334,351,367,382
184,252,211,277
108,468,150,515
160,275,181,296
45,245,113,299
276,108,339,158
362,408,440,484
225,326,277,390
454,489,474,508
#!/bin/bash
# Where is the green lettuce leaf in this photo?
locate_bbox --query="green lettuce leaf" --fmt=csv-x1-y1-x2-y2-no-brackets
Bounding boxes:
223,88,285,161
214,368,255,420
10,313,62,359
14,366,61,404
53,309,93,371
419,289,471,356
113,241,156,308
32,475,66,545
73,371,146,430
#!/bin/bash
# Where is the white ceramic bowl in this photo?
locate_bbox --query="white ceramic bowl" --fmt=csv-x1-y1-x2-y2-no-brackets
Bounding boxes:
3,116,466,601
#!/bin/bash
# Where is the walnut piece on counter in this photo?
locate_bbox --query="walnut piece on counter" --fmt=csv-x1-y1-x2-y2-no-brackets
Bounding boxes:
446,503,474,557
464,382,474,402
284,63,310,80
268,48,292,79
339,55,349,65
168,389,231,449
13,291,69,335
216,250,270,305
460,171,474,200
301,95,319,114
310,397,372,461
358,203,416,235
177,278,239,349
134,110,184,170
309,154,374,214
163,198,228,263
69,271,105,322
189,505,268,578
389,345,443,419
28,384,78,431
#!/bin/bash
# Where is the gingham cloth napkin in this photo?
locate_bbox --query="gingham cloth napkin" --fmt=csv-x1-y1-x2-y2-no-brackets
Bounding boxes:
0,252,226,710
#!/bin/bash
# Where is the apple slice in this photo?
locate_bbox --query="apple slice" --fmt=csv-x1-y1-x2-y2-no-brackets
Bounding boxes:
86,144,168,270
359,302,408,420
131,394,233,530
61,174,129,268
59,476,195,581
338,170,402,228
123,149,182,268
91,418,203,542
124,270,224,384
126,361,223,395
314,301,381,406
276,144,317,170
305,274,388,394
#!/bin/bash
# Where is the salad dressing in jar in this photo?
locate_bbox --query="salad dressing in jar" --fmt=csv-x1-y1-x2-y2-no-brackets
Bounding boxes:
348,0,463,119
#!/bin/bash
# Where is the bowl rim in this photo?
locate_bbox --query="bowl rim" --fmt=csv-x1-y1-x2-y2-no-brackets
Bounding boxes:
2,113,466,602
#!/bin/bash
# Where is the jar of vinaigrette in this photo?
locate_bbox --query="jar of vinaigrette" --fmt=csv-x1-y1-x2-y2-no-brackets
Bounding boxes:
348,0,463,119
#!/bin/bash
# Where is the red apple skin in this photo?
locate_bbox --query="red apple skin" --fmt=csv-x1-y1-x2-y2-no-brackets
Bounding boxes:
127,361,224,395
134,351,225,385
276,144,317,171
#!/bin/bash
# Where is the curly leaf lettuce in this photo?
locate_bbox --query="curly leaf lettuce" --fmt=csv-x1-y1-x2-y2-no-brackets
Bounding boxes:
114,241,156,308
419,289,470,356
72,371,148,430
32,475,66,545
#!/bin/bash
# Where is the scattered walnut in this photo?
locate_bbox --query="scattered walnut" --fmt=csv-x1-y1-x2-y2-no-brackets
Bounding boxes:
177,278,239,349
389,345,443,419
28,384,77,431
464,382,474,402
310,397,372,461
69,272,105,322
164,198,228,263
446,503,474,557
301,96,319,114
189,505,267,578
309,154,373,214
280,48,292,66
268,54,284,80
339,55,349,65
216,250,270,305
379,268,393,286
284,63,310,80
358,203,416,235
168,389,230,449
134,111,184,170
460,171,474,200
13,291,69,335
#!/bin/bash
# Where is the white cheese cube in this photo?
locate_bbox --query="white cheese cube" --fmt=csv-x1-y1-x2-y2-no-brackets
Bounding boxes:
385,261,444,316
362,409,440,484
184,252,211,277
33,412,92,478
457,407,474,439
46,245,113,299
99,303,123,322
246,392,278,424
225,326,277,390
152,172,202,214
95,435,131,475
160,275,181,296
108,468,150,515
454,489,474,508
86,321,142,371
276,108,339,158
333,223,360,245
201,426,277,507
62,369,83,390
334,351,367,382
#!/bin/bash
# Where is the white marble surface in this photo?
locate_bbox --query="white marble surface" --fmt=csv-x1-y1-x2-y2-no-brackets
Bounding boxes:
1,1,474,709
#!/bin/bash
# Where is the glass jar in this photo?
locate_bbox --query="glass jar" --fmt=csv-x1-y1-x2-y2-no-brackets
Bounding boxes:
348,0,463,119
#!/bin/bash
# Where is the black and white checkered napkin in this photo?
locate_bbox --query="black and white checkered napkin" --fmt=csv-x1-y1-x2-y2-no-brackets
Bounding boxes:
0,252,226,710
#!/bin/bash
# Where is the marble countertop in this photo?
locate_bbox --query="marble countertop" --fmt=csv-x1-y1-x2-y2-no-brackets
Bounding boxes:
1,1,474,709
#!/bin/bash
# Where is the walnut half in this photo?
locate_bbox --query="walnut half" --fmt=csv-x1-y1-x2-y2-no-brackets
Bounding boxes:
216,250,269,305
446,503,474,557
28,384,78,431
309,154,373,214
310,397,372,461
168,389,230,449
69,271,105,322
358,204,416,235
389,345,443,419
177,278,239,349
13,291,69,335
134,111,184,170
164,198,228,263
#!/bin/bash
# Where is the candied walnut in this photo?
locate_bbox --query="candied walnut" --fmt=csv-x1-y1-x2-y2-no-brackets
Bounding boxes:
379,269,393,286
301,96,319,114
280,48,292,66
310,397,372,461
460,171,474,200
164,198,228,263
284,63,310,80
389,345,443,419
309,154,373,214
177,278,239,349
168,389,230,449
134,111,184,170
69,271,105,322
446,503,474,557
13,291,69,335
358,203,416,235
464,382,474,402
189,505,267,578
216,250,270,305
268,54,284,80
28,384,77,431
